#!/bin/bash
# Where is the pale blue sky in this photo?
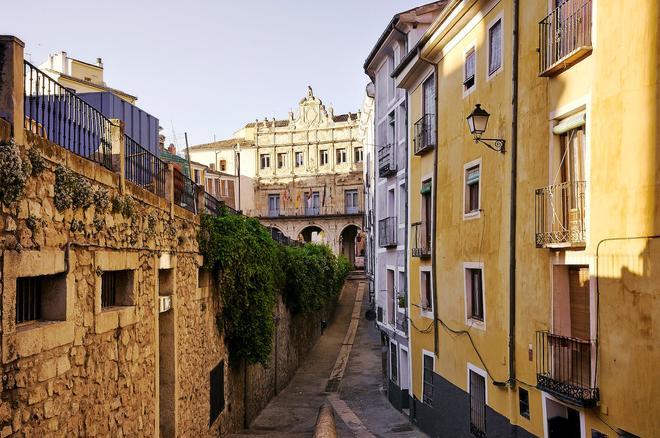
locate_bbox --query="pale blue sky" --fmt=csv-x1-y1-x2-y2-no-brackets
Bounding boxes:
5,1,423,146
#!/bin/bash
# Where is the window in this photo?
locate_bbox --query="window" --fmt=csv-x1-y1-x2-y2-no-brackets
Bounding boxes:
388,112,395,144
469,370,486,437
295,151,304,167
397,270,406,309
421,179,432,248
219,159,227,171
260,153,270,169
466,267,484,322
354,147,363,163
519,387,530,420
305,192,320,215
277,152,287,169
101,270,134,309
465,164,481,215
16,274,66,324
319,149,329,166
488,19,503,76
421,270,432,313
390,342,398,384
422,353,434,404
336,148,347,164
464,47,476,91
344,189,358,214
193,169,201,184
209,360,225,425
268,194,280,217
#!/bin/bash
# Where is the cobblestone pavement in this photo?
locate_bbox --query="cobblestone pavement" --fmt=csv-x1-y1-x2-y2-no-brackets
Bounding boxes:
229,274,426,437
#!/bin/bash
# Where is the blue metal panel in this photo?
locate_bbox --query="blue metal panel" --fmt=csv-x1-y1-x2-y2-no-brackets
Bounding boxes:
78,92,160,156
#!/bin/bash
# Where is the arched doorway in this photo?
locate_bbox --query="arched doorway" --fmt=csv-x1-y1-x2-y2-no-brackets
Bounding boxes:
340,225,360,268
299,225,325,244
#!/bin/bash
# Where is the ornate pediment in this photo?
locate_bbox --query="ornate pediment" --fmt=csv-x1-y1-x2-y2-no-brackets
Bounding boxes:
295,86,332,128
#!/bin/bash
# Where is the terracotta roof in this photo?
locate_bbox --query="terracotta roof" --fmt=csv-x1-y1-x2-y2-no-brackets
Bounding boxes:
188,138,252,150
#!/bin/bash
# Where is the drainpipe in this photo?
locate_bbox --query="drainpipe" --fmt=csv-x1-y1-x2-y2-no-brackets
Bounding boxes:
418,50,440,356
508,0,520,387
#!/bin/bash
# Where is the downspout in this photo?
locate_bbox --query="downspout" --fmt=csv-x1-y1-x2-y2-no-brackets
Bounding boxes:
508,0,520,386
418,49,440,356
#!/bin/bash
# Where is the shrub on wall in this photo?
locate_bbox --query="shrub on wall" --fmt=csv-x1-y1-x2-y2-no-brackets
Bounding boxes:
0,141,28,206
199,213,352,365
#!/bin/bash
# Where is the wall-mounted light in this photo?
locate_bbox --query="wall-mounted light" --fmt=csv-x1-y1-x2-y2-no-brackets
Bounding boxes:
466,104,505,153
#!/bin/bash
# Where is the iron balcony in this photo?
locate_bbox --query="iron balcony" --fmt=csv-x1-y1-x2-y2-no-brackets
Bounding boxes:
534,181,586,248
378,216,397,248
536,331,599,407
414,114,436,155
378,144,397,178
411,222,431,258
538,0,593,76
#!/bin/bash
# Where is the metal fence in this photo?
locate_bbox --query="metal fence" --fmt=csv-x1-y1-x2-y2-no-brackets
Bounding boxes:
268,227,303,247
378,217,397,247
173,168,196,213
535,180,586,247
378,144,397,178
539,0,592,74
23,61,114,169
414,113,435,155
536,331,598,406
124,134,167,197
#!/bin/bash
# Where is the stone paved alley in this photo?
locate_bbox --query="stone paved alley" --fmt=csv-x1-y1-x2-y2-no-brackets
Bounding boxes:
230,275,426,438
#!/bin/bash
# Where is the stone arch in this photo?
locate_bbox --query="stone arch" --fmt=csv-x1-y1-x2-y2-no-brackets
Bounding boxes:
297,224,328,245
338,224,361,268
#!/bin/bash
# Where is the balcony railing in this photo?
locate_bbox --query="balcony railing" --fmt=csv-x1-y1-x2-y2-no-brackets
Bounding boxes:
378,144,397,178
536,331,598,407
378,216,397,248
268,227,303,247
205,192,222,215
125,135,167,197
345,206,359,215
414,114,435,155
539,0,592,76
173,168,196,213
24,60,113,169
247,204,362,218
411,222,431,258
535,181,586,248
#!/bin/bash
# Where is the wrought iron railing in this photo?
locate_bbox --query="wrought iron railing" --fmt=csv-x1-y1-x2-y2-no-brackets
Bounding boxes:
173,168,196,213
378,144,397,178
535,180,586,247
414,114,435,155
204,192,222,215
378,216,397,248
268,227,303,247
536,331,598,407
124,135,167,197
539,0,592,75
411,222,431,258
23,61,114,169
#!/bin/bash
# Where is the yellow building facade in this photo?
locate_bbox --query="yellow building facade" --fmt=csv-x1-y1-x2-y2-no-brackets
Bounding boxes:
399,1,659,437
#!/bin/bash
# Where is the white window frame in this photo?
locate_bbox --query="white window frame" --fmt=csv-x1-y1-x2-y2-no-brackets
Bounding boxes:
260,153,270,169
464,262,486,330
486,12,504,80
463,44,477,97
463,158,482,220
389,339,399,384
319,149,329,166
295,151,304,167
398,180,406,227
419,266,433,319
396,267,406,311
421,349,435,404
277,152,287,169
541,391,586,438
354,147,363,163
336,148,347,165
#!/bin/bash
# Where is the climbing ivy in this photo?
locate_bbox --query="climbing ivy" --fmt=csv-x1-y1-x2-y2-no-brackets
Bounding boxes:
0,140,28,206
198,213,351,365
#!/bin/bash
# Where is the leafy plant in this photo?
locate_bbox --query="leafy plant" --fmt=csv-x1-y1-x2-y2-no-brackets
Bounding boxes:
54,166,93,211
0,141,28,206
28,148,45,175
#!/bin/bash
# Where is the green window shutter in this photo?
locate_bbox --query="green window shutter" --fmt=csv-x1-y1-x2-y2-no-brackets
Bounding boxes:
420,180,432,195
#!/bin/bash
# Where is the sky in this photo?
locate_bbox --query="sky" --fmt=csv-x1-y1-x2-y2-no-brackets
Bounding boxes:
4,0,425,147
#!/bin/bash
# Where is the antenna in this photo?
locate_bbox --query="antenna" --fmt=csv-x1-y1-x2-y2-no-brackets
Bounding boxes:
170,121,179,150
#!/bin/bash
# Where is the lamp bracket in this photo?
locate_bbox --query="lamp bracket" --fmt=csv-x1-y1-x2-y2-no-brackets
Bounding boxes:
475,137,505,153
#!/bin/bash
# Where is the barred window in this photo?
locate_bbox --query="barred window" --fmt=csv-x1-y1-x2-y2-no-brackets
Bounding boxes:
422,353,434,404
101,270,134,309
16,273,66,324
469,370,486,437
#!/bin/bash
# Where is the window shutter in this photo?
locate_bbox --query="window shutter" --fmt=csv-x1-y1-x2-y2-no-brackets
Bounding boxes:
569,266,590,339
466,167,480,185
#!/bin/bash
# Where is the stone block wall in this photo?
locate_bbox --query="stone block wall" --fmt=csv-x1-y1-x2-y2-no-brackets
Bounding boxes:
0,131,336,437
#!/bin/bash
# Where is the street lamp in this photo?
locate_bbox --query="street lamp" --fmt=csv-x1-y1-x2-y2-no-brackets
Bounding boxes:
466,104,505,153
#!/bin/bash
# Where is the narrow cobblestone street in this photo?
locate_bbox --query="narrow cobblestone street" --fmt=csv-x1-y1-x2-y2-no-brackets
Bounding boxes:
230,275,425,438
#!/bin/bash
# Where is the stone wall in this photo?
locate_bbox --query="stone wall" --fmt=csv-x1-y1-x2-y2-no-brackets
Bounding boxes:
0,131,336,437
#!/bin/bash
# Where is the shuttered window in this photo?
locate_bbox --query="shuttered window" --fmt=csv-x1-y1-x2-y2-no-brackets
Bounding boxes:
469,370,486,437
210,360,225,425
422,354,434,404
569,266,590,340
464,48,476,90
465,165,481,214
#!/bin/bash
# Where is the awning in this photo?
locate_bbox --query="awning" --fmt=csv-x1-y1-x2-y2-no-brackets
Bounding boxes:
420,180,432,195
553,113,586,135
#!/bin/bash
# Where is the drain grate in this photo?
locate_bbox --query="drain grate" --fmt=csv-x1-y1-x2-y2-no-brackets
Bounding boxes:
324,378,340,392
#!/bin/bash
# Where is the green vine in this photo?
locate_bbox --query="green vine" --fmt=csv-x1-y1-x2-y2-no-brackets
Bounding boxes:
54,166,93,211
198,213,351,365
0,140,28,206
